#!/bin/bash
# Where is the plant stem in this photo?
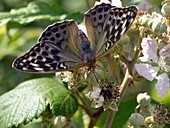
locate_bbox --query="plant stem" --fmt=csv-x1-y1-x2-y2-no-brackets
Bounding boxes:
75,90,93,116
104,44,141,128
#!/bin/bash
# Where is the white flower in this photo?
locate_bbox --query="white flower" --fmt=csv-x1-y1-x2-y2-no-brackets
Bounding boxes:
155,73,170,98
140,37,158,62
85,87,101,100
55,71,73,82
91,96,104,108
95,0,122,7
85,87,104,108
135,63,159,81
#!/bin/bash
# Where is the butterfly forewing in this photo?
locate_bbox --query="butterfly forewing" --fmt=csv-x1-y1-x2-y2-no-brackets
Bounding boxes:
13,20,86,73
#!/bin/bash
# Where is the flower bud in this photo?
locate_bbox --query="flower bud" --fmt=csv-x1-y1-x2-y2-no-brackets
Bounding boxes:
161,1,170,17
137,93,151,107
54,116,66,128
151,21,167,34
129,113,144,127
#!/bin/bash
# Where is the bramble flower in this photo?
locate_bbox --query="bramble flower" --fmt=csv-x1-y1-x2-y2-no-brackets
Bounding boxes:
135,37,170,98
85,83,120,110
149,104,170,127
85,87,104,108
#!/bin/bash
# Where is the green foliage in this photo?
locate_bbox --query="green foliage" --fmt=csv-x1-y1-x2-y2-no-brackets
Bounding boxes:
0,78,78,128
0,1,83,26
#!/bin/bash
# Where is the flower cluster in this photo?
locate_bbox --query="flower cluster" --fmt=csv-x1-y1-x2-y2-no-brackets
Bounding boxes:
85,82,120,110
135,10,170,99
128,93,170,128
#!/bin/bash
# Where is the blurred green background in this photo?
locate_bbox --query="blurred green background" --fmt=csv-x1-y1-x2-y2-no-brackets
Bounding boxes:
0,0,169,128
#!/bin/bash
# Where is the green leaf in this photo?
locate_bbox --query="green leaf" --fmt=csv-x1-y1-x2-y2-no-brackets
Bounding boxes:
0,78,78,128
0,1,83,26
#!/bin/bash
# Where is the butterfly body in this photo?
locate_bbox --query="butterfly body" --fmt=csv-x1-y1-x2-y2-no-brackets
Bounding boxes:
12,3,138,73
78,30,96,71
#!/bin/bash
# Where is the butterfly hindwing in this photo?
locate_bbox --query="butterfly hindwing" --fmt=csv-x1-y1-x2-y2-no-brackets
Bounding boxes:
13,20,86,73
84,3,112,51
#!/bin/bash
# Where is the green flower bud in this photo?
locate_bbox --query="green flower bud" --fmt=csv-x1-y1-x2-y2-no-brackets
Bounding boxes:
151,21,167,34
137,93,151,107
129,113,144,127
139,14,152,27
161,1,170,17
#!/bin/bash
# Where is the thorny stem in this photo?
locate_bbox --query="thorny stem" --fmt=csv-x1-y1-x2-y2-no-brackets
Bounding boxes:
104,44,141,128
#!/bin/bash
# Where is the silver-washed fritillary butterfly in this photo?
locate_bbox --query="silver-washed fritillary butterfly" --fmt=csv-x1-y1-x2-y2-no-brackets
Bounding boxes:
12,3,138,73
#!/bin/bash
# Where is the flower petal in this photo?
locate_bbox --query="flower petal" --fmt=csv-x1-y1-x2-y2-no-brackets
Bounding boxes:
135,64,159,81
155,73,170,98
85,87,101,100
141,37,158,62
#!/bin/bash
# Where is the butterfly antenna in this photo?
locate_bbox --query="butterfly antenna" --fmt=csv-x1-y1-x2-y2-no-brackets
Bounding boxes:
93,72,99,83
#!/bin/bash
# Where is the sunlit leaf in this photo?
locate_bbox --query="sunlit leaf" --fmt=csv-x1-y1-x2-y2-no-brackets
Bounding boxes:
0,78,78,128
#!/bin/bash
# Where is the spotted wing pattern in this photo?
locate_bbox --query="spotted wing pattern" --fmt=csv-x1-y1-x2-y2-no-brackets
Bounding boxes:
13,20,87,73
84,3,138,60
13,3,138,73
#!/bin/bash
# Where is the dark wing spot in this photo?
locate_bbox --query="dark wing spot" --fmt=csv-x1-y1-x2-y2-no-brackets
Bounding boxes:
117,19,120,25
53,55,60,61
98,8,103,13
35,47,41,52
51,49,59,54
104,7,109,12
60,24,66,29
56,33,61,38
63,30,66,35
111,19,116,26
30,52,36,57
45,32,52,36
42,51,48,56
91,11,96,15
50,37,55,41
115,11,118,17
119,11,123,17
31,59,35,63
37,56,43,60
104,23,110,32
51,27,58,33
98,14,102,20
46,58,54,63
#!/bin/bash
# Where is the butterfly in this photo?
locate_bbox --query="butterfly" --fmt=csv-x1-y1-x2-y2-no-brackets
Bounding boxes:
12,3,138,73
